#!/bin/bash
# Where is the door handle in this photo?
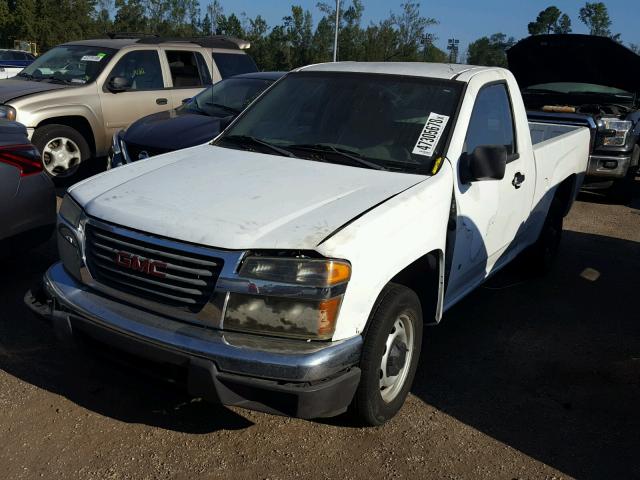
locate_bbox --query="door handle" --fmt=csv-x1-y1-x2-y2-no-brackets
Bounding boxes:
156,98,168,105
512,172,525,189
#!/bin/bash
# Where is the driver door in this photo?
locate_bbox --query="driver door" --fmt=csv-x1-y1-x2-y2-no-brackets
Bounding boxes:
445,82,534,304
99,49,170,142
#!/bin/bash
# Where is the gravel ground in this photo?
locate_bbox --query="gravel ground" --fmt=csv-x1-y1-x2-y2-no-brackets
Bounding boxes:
0,183,639,480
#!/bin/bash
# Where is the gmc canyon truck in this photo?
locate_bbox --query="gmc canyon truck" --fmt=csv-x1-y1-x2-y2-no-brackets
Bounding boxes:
508,34,640,202
30,63,590,425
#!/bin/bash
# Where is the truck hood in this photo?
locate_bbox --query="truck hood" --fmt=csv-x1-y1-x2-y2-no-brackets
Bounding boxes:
0,78,69,103
507,34,640,94
70,145,426,250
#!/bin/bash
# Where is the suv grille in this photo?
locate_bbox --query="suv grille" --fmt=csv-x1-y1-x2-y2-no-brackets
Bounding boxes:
85,224,223,311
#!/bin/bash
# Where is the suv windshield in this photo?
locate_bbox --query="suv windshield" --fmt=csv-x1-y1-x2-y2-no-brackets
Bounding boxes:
184,77,275,117
19,45,116,84
217,72,463,172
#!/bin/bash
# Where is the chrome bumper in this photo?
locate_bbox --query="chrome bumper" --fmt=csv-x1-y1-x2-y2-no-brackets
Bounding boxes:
42,262,362,384
587,153,631,178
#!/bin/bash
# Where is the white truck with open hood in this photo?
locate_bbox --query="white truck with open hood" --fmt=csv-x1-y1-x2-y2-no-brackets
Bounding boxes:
33,62,590,425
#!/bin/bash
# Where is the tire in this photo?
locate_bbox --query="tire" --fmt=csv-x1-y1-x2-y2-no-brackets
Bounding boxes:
32,124,91,180
524,196,563,275
351,283,423,426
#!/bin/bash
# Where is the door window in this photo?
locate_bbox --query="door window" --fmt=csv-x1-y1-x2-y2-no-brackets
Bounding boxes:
463,83,516,156
108,51,164,91
212,53,258,78
166,51,204,88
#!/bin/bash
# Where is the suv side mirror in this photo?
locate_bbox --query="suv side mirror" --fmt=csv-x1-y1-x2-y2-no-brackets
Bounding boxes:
460,145,507,184
107,76,131,93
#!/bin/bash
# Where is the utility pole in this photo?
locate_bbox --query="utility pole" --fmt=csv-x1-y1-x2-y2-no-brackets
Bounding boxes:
447,38,460,63
422,33,435,61
333,0,340,62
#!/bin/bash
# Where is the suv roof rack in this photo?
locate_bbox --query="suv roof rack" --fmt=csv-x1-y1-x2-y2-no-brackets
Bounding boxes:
106,32,160,40
134,35,250,50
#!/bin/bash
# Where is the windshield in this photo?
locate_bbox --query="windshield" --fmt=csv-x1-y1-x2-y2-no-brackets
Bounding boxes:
19,45,115,84
184,77,275,117
216,72,463,173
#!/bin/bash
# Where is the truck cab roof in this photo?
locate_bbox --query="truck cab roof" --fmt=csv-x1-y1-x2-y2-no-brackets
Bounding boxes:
298,62,498,80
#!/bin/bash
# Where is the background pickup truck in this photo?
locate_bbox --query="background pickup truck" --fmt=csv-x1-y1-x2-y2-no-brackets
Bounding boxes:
508,34,640,202
35,62,590,425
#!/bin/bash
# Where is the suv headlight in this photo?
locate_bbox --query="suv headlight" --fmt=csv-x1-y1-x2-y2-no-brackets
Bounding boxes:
224,257,351,340
601,119,632,146
0,105,16,121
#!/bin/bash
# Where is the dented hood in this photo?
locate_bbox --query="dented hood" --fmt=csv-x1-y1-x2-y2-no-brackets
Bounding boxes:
69,145,426,250
507,34,640,93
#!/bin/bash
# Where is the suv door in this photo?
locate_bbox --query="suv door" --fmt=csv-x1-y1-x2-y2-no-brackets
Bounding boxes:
99,49,170,139
445,82,534,303
163,50,211,108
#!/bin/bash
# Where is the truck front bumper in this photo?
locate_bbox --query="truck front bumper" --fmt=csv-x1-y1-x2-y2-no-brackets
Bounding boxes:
586,153,631,179
31,262,362,419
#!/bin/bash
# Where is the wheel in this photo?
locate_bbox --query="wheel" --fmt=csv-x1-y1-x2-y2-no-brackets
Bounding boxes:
525,197,563,275
351,283,423,426
32,124,90,179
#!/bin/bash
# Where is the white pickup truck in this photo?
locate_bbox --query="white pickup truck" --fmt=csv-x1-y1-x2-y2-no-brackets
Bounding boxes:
35,62,590,425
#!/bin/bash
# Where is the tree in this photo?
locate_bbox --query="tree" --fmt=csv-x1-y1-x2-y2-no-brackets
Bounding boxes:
114,0,148,34
579,2,612,36
528,6,572,34
630,43,640,55
467,33,515,67
390,2,437,60
200,12,212,36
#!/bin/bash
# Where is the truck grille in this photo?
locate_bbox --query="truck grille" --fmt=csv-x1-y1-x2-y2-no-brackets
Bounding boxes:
84,224,223,312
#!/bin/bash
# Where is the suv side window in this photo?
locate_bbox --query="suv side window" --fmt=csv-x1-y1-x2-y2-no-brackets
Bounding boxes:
463,83,516,157
212,52,258,79
108,50,164,91
166,51,204,88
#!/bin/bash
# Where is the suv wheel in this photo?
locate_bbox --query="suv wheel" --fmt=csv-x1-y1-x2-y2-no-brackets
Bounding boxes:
32,124,90,179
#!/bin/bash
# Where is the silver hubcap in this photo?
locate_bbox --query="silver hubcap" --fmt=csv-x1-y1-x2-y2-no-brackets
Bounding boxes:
42,137,81,177
379,313,414,403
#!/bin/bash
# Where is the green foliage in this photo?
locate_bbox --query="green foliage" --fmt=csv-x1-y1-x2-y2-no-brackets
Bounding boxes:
579,2,612,37
467,33,515,67
528,6,572,35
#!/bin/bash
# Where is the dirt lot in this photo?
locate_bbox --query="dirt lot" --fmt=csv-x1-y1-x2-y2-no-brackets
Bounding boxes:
1,185,639,480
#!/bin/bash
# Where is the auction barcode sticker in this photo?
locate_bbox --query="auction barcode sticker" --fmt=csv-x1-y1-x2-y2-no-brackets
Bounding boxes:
412,113,450,157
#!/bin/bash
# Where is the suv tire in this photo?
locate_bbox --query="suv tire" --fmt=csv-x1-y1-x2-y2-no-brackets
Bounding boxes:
32,124,91,180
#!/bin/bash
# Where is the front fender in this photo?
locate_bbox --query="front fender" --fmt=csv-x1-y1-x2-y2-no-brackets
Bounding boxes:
317,163,454,340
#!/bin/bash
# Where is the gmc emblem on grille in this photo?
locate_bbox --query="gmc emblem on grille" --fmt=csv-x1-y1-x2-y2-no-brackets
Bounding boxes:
115,251,167,278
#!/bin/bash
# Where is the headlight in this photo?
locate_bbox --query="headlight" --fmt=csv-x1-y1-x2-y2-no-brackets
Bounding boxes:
239,257,351,286
601,119,632,146
0,105,16,121
224,294,343,340
59,194,83,228
225,256,351,339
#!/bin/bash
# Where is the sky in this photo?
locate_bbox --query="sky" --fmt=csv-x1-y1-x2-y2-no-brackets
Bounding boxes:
208,0,639,54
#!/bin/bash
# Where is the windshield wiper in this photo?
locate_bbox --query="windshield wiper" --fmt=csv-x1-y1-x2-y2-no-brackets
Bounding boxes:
42,76,72,85
220,135,297,158
287,143,386,170
16,72,37,80
205,102,241,115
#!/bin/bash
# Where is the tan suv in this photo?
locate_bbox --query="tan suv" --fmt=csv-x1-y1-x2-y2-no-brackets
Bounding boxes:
0,36,256,179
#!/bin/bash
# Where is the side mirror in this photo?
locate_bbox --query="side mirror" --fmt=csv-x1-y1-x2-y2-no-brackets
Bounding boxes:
107,76,131,93
460,145,507,184
181,97,192,104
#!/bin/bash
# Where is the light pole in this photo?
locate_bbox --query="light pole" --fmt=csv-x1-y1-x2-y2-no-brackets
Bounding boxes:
447,38,460,63
422,33,435,61
333,0,340,62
